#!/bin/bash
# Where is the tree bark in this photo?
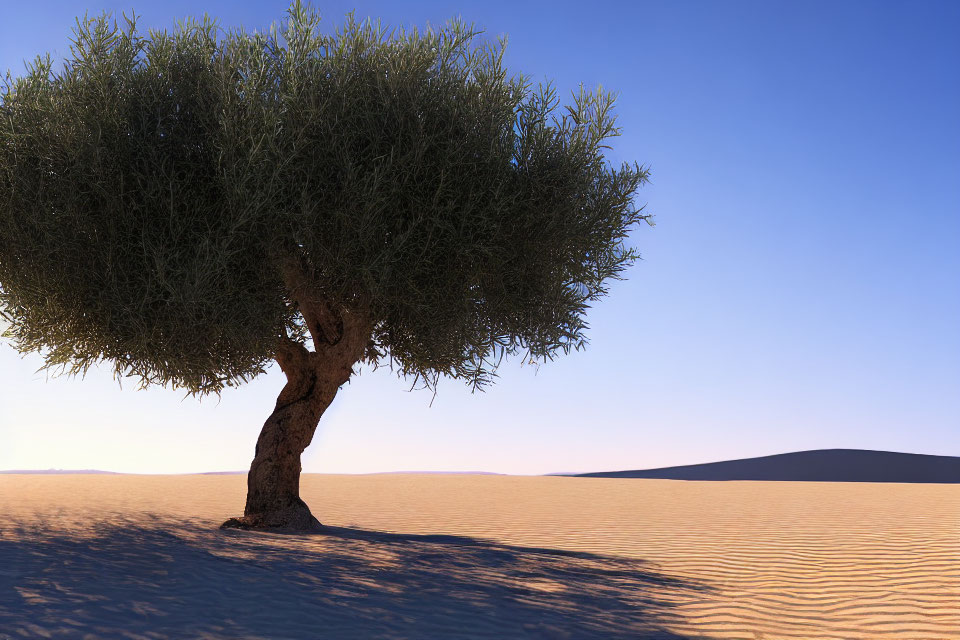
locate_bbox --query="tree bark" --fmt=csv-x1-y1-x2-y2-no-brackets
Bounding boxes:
222,259,371,531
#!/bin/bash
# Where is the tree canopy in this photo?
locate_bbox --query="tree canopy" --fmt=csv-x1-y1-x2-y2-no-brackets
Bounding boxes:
0,2,650,396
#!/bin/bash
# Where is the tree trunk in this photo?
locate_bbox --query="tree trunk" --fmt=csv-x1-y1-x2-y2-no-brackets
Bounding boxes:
219,341,342,531
221,283,371,531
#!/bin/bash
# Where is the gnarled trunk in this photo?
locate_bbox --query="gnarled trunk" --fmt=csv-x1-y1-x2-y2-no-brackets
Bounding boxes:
222,259,371,531
220,341,345,531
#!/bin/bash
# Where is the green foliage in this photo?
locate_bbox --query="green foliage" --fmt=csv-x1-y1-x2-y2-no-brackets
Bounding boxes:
0,2,651,396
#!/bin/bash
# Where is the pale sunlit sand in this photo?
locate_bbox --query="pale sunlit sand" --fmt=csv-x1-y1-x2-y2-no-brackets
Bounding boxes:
1,474,958,639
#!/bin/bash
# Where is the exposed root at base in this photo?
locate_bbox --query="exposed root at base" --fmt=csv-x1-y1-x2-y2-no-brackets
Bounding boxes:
220,508,323,533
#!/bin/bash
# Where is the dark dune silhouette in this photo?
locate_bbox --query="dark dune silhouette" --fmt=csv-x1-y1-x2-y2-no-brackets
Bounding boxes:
575,449,960,483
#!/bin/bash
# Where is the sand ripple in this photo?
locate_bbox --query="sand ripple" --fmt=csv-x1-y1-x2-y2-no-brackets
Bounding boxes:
1,474,958,639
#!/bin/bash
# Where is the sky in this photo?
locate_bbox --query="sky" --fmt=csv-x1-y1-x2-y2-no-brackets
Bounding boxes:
0,0,957,475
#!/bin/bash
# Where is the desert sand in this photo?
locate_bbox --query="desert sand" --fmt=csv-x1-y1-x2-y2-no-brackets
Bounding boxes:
1,474,958,639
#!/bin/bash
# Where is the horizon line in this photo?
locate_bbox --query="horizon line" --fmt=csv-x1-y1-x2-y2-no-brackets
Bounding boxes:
4,447,960,477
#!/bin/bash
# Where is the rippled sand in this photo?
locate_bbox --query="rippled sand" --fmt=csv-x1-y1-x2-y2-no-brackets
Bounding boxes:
1,474,958,639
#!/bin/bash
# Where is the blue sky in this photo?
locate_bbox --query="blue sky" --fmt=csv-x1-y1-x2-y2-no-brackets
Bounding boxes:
1,0,957,474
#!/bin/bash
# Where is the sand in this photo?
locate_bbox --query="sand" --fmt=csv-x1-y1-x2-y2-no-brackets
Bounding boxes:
1,474,958,639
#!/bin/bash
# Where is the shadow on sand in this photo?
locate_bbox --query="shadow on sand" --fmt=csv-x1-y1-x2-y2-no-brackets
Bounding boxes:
0,517,711,639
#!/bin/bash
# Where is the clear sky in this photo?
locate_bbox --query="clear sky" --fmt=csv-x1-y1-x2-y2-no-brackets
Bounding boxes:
1,0,957,475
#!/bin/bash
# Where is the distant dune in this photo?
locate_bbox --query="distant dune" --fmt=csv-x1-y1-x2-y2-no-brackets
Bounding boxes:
0,469,504,476
367,471,506,476
575,448,960,483
0,469,121,475
0,469,245,475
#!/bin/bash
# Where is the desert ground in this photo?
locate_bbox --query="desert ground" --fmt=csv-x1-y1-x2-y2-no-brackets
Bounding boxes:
1,474,958,639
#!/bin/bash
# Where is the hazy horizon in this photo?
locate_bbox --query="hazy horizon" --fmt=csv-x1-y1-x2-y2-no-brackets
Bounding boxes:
1,0,958,475
4,447,960,478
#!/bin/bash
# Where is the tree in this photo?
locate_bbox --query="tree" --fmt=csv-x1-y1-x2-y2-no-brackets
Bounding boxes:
0,3,651,531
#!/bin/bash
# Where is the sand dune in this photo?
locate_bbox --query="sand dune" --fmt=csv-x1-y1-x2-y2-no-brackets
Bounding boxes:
0,469,121,475
576,449,960,483
1,474,958,638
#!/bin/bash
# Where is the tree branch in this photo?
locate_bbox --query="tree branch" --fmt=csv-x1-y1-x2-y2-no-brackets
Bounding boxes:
278,253,344,350
274,334,313,378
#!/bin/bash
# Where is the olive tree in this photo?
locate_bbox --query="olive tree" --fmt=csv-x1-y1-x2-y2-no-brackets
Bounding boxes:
0,3,651,531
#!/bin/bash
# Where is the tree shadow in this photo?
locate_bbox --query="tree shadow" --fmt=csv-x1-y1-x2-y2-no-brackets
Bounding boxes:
0,517,714,639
